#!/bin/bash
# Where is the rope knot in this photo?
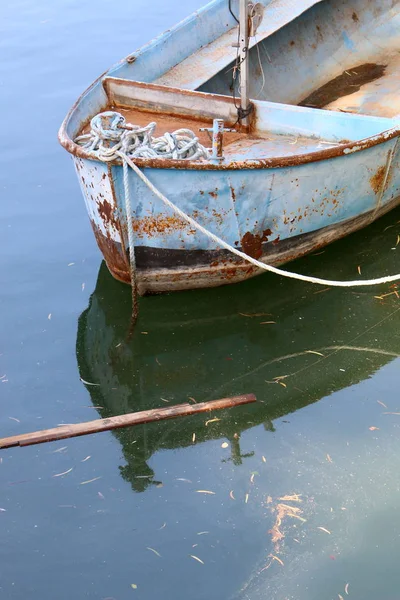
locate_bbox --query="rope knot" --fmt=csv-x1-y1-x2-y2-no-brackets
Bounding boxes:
91,111,125,141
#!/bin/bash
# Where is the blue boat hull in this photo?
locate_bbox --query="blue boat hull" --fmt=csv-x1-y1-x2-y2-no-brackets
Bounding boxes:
60,0,400,293
74,133,400,292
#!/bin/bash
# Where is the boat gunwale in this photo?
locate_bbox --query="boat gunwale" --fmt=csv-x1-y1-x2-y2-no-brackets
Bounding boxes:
59,108,400,170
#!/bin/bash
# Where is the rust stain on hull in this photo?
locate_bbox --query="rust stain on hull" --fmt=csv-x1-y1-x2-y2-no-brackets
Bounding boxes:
97,199,116,228
370,165,386,194
132,214,194,238
91,223,129,283
241,228,273,259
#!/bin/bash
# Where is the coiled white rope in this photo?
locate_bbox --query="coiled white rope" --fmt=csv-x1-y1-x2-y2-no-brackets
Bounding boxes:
75,111,209,160
76,111,400,289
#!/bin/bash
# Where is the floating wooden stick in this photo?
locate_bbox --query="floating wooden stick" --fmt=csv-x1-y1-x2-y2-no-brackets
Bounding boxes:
0,394,256,449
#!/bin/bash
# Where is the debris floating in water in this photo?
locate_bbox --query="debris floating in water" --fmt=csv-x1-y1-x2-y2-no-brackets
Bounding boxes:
147,547,161,557
196,490,215,495
377,400,387,408
52,446,68,454
53,467,73,478
326,454,333,463
239,312,272,318
205,418,220,426
369,426,379,431
317,526,331,534
259,553,285,573
269,498,305,549
229,490,235,500
313,286,330,294
80,476,102,485
279,494,302,502
270,554,284,566
345,583,349,595
374,290,399,300
190,555,204,565
221,442,229,448
80,377,100,387
0,395,256,448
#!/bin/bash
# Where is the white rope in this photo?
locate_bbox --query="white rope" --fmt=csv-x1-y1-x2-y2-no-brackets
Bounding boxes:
75,111,400,289
119,152,400,288
122,159,139,324
75,112,209,161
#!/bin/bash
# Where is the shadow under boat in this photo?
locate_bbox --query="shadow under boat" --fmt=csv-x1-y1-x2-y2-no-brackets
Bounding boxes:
76,207,400,492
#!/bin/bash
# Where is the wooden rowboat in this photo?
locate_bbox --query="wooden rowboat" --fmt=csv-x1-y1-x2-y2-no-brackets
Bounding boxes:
59,0,400,294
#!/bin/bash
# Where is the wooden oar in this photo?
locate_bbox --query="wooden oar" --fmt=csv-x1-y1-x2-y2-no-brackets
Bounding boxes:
0,394,256,449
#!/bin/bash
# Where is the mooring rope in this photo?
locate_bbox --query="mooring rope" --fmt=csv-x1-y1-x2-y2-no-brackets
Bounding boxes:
122,159,139,332
118,153,400,288
76,111,400,290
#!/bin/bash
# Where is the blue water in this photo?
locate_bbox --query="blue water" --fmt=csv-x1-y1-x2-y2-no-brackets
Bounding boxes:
2,1,400,599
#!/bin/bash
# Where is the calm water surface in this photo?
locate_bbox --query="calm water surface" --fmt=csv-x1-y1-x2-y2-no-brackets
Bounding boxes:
1,2,400,599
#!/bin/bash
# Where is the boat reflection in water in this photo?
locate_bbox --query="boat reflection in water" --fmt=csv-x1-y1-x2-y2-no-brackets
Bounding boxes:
76,208,400,494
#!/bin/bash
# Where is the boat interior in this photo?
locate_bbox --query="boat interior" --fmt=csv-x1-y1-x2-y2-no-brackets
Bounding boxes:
77,75,395,162
164,0,400,121
74,0,400,162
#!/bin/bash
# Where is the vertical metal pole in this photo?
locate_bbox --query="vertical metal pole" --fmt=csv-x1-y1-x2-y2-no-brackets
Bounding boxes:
212,119,224,162
239,0,249,127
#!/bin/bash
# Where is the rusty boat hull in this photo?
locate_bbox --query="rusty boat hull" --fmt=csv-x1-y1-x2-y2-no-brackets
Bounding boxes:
59,0,400,294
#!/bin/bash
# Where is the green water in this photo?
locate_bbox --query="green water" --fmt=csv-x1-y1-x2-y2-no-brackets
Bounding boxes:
2,1,400,598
